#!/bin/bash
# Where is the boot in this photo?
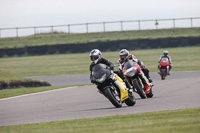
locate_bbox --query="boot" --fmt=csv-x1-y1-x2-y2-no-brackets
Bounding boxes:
144,82,151,94
168,71,170,75
146,72,153,83
148,78,153,83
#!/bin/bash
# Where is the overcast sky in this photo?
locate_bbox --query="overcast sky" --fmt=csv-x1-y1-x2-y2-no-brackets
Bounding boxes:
0,0,200,28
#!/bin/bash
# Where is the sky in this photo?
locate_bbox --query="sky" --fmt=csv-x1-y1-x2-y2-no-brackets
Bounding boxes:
0,0,200,28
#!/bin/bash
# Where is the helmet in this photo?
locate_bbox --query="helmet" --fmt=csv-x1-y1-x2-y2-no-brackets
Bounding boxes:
90,49,102,64
163,50,168,56
119,49,129,62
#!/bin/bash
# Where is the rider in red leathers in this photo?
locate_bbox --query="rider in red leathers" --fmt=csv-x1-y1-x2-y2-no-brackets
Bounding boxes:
117,49,152,91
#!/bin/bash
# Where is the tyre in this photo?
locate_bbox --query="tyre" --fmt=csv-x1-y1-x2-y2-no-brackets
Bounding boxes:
125,91,136,106
146,88,154,98
133,80,147,99
161,69,166,80
104,87,122,108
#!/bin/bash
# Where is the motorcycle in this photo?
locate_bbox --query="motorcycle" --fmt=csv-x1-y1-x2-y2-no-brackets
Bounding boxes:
91,63,136,108
158,57,170,80
122,60,153,99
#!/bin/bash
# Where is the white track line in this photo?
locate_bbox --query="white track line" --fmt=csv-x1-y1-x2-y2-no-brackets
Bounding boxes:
0,86,76,101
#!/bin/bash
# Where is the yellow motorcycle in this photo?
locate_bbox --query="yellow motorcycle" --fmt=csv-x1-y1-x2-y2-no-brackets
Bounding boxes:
91,64,136,108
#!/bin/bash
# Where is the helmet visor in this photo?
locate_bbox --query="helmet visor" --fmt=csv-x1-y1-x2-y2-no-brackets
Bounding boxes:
120,55,127,60
90,55,98,61
164,53,168,56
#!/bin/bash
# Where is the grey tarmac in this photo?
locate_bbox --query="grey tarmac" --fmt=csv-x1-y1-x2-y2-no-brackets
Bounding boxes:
0,71,200,126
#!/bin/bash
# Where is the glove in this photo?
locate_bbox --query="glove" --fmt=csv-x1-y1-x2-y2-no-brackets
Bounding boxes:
110,64,115,70
137,60,142,65
91,79,95,83
141,64,145,69
90,75,95,83
91,78,96,84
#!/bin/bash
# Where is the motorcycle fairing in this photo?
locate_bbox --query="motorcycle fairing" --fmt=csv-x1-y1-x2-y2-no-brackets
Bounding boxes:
114,74,128,101
123,60,140,77
92,64,111,83
160,57,169,67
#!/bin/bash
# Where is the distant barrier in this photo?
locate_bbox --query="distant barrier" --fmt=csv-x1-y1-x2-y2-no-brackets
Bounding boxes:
0,36,199,57
0,17,200,38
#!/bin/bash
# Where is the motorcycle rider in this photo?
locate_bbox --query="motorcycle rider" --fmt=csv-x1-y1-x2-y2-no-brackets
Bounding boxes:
89,49,132,90
158,50,172,75
117,49,152,91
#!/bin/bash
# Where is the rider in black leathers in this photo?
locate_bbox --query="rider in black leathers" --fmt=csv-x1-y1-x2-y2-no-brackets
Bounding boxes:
89,49,132,90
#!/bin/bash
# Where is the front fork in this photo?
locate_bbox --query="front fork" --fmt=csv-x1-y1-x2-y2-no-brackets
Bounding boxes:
166,66,169,74
138,70,150,85
159,65,169,74
128,71,152,93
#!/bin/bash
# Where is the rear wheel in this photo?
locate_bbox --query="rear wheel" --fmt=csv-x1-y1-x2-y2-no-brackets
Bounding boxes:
133,80,147,99
104,87,122,108
125,91,136,106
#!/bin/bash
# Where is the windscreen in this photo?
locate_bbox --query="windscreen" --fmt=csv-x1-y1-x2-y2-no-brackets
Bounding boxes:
161,57,169,62
123,60,139,77
160,57,169,66
92,64,110,79
123,60,137,70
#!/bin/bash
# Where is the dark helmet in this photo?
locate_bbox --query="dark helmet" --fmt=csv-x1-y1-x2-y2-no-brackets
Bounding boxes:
119,49,129,62
90,49,102,64
163,50,168,56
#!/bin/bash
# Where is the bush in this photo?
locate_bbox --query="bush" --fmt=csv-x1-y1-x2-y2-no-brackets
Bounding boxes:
0,79,51,90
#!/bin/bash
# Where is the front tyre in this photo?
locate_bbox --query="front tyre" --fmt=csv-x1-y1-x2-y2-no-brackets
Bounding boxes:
104,87,122,108
133,80,147,99
161,69,166,80
125,91,136,106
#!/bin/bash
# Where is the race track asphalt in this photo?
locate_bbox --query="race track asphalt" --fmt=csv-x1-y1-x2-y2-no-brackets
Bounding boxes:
0,71,200,126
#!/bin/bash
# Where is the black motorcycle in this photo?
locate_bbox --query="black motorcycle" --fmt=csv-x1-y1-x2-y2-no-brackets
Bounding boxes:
91,63,136,108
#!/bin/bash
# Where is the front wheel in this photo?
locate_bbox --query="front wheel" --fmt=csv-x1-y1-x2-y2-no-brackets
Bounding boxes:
161,69,166,80
104,87,122,108
133,80,147,99
125,91,136,106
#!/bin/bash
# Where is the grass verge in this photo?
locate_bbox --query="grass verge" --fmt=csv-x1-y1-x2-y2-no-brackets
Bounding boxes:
0,28,200,48
0,46,200,76
0,107,199,133
0,68,24,81
0,68,50,90
0,67,89,98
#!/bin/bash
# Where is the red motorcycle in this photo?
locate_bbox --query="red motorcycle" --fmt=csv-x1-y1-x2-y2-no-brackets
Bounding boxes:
158,57,170,80
122,60,153,99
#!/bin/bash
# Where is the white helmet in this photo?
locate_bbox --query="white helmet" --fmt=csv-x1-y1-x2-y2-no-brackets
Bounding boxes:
119,49,129,62
163,50,168,56
90,49,102,64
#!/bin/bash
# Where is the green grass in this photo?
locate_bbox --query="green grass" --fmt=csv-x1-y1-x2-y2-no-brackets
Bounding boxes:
0,107,199,133
0,46,200,77
0,68,24,81
0,46,199,99
0,28,200,48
